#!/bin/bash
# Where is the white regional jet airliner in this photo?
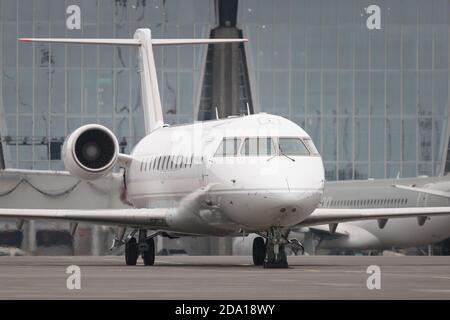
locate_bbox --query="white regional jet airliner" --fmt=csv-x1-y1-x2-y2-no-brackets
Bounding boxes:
1,29,450,268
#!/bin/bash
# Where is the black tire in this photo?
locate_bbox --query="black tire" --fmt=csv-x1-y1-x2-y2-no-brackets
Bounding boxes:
142,238,155,266
253,237,266,266
125,237,138,266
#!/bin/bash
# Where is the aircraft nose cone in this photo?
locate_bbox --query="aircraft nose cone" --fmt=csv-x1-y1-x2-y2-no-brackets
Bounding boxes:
269,191,322,226
220,190,322,229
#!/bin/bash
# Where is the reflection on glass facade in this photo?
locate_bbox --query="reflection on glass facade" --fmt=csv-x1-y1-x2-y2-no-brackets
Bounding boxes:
239,0,449,180
0,0,213,170
1,0,449,181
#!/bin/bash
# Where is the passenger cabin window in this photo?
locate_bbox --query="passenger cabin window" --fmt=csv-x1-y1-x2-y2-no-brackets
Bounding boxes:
138,154,195,172
242,137,276,156
214,138,240,157
278,138,310,156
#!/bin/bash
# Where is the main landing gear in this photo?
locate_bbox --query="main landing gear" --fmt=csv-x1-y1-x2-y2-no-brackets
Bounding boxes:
125,229,155,266
252,227,305,268
252,237,266,266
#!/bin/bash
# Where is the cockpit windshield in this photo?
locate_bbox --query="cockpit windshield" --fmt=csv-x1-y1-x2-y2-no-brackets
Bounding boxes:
242,138,276,156
214,136,319,157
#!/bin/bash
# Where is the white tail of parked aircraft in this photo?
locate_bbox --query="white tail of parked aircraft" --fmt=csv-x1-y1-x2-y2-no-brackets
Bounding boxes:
20,29,247,134
1,28,449,268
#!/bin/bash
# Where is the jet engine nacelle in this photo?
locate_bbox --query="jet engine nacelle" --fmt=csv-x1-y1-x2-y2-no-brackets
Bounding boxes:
62,124,119,180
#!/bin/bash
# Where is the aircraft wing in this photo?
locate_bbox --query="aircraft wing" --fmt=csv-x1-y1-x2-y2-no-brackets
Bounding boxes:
0,168,129,208
0,181,214,232
0,208,169,229
298,207,450,227
2,206,450,234
392,184,450,199
0,168,72,176
306,225,349,237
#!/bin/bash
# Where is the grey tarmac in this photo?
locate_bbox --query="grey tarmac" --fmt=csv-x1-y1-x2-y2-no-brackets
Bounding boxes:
0,255,449,299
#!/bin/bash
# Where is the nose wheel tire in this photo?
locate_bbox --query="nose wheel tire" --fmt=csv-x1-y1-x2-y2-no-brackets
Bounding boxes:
252,237,266,266
142,237,155,266
125,237,138,266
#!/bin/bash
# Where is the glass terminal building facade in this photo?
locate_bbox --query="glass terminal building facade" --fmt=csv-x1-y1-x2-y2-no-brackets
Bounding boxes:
1,0,450,181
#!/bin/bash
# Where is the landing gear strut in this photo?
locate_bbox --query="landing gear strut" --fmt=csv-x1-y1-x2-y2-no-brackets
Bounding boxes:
124,229,156,266
263,227,288,268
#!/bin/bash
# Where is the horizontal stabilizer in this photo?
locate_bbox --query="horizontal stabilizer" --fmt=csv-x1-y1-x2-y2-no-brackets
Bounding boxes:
18,38,247,46
151,38,248,46
19,38,141,45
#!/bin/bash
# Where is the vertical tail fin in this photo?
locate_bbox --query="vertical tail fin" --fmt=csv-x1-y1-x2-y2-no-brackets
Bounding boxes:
19,29,247,134
133,29,164,133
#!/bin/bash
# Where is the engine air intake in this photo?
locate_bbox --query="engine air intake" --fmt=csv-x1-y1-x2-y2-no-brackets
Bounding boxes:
74,129,116,170
63,124,119,180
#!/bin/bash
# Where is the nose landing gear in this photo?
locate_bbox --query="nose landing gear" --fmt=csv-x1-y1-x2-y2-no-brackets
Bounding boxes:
263,227,288,268
252,228,305,268
288,238,305,255
252,227,289,268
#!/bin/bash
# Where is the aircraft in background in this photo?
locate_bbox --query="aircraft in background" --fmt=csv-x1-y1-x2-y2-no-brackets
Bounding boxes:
312,176,450,251
1,29,450,268
234,175,450,255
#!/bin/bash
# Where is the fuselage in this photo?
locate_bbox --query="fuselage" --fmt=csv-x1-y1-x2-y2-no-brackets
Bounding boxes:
125,113,325,235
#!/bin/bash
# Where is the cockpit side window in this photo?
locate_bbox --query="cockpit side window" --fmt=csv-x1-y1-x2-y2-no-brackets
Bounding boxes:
242,137,276,156
278,138,310,156
214,138,240,157
303,138,320,156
